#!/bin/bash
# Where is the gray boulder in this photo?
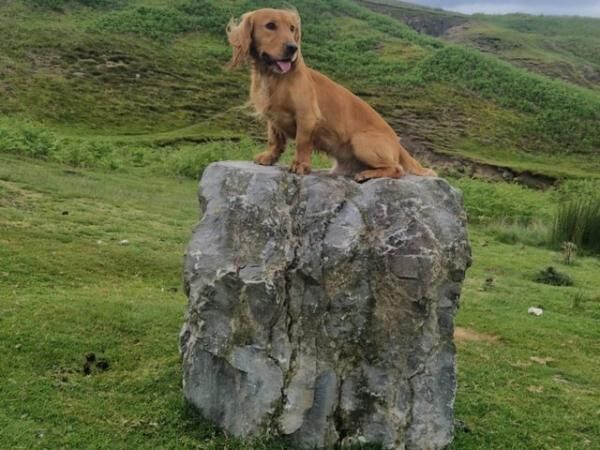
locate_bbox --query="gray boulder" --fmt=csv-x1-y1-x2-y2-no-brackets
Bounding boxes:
181,161,471,449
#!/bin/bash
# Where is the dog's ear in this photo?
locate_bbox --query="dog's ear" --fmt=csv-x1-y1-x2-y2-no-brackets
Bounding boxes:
284,7,302,43
292,11,301,43
226,12,254,70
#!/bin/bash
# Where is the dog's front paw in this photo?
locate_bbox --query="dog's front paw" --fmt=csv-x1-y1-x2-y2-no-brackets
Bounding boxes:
254,151,277,166
289,160,311,175
354,172,370,183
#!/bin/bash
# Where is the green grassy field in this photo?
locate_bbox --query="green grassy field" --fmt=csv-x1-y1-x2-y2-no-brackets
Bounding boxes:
1,0,600,448
1,155,599,449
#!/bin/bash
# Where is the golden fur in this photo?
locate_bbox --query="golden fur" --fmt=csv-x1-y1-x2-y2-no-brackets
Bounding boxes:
227,8,436,181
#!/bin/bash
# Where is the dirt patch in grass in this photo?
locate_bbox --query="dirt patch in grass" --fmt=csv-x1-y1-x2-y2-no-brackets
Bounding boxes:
0,180,42,208
454,326,498,343
401,137,558,189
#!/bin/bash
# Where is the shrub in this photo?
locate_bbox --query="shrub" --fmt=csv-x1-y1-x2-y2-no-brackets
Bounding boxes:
55,143,98,168
26,0,65,10
27,0,116,10
534,266,573,287
0,122,58,159
162,139,256,179
53,139,116,168
551,198,600,254
178,0,231,35
553,179,600,202
93,7,196,39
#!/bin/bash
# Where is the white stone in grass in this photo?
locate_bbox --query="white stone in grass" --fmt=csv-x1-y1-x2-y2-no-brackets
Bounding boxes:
528,307,544,316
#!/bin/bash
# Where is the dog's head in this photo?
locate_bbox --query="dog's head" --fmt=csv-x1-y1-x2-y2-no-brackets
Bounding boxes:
226,8,301,75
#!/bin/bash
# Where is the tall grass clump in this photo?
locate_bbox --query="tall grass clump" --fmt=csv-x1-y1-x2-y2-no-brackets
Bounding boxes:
486,219,549,247
551,198,600,254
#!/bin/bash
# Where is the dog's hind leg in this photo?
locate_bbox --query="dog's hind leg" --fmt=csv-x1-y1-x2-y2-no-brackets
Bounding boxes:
351,132,404,182
255,122,287,166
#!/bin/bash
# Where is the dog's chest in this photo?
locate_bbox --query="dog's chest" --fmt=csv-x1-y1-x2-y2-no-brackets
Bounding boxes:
251,80,297,136
266,110,297,136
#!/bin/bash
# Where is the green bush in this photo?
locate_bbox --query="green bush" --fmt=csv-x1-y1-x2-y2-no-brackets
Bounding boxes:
551,198,600,254
0,119,265,176
178,0,232,35
93,7,197,39
53,139,122,169
534,266,573,287
162,139,256,179
0,122,58,159
26,0,65,9
553,179,600,202
27,0,117,10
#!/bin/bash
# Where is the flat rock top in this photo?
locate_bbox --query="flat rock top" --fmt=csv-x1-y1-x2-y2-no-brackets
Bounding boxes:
211,160,435,182
205,160,452,197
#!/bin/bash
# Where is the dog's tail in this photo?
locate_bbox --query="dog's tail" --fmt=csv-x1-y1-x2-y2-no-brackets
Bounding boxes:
397,142,437,177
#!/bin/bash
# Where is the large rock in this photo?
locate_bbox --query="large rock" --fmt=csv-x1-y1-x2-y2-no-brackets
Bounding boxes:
181,161,471,449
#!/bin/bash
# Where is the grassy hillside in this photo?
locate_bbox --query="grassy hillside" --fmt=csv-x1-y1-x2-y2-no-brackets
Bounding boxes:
0,0,599,179
449,14,600,91
1,1,600,448
360,0,600,91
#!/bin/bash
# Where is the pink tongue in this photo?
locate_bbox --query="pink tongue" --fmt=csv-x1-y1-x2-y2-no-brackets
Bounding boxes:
276,61,292,73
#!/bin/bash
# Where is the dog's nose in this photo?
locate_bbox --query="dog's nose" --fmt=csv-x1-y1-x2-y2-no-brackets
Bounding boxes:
285,43,298,57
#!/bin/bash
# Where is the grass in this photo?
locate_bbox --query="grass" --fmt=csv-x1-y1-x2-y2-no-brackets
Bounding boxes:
0,154,286,449
362,0,600,92
449,229,600,449
1,0,599,180
484,219,549,248
1,0,600,448
412,46,600,153
469,14,600,88
450,177,553,225
551,198,600,254
1,154,599,449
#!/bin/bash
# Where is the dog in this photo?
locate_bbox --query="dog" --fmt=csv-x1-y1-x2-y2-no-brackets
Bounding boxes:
227,8,436,181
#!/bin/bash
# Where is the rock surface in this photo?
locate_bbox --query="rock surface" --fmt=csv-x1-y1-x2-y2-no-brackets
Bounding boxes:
181,161,471,449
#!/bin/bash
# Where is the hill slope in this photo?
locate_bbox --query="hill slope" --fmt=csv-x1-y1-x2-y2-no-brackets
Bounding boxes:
0,0,599,180
360,0,600,91
1,3,600,449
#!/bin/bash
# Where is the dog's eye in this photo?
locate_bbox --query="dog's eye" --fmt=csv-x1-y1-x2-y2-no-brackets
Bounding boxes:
265,22,277,30
290,25,295,32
